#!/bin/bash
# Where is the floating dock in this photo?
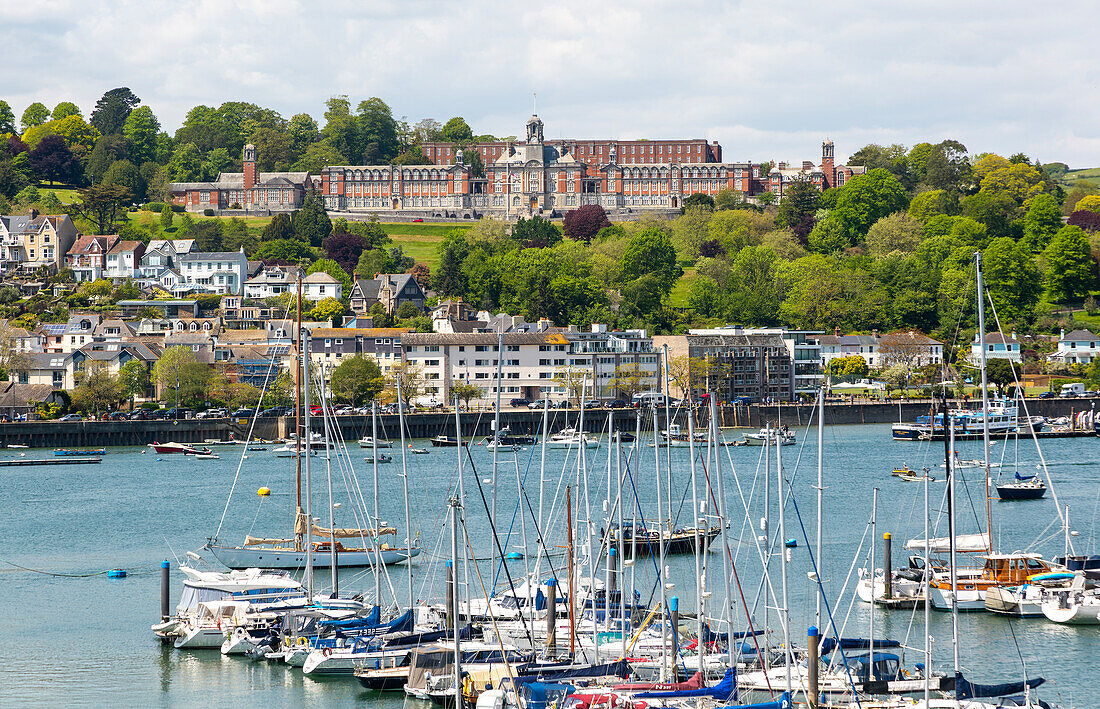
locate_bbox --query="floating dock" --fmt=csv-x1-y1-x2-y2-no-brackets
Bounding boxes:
0,457,102,466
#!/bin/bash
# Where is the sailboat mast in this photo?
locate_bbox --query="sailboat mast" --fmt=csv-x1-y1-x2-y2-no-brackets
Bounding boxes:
397,375,413,611
775,427,792,695
449,495,463,708
710,397,734,669
923,463,931,705
762,423,770,664
372,402,380,602
566,485,576,657
947,405,961,677
869,487,877,669
975,252,993,550
815,385,824,627
321,371,337,595
303,326,314,598
454,399,471,609
491,328,504,580
686,398,704,671
651,405,668,681
295,276,303,545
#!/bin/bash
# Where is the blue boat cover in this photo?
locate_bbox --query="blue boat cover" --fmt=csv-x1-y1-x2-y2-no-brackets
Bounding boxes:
513,660,632,684
636,668,737,701
1014,472,1037,481
818,637,900,655
718,692,791,709
383,624,477,647
955,672,1044,699
319,605,381,628
702,623,766,642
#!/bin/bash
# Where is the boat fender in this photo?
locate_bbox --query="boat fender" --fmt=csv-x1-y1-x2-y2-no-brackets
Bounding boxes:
257,487,270,496
235,627,246,639
297,636,308,647
322,647,333,657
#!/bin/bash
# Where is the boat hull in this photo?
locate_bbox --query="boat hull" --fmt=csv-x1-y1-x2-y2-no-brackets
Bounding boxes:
984,586,1043,617
174,626,227,649
929,583,986,611
1041,594,1100,624
208,545,420,569
996,484,1046,500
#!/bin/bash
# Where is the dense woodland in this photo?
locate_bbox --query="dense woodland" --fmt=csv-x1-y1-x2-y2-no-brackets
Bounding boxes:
3,89,1100,366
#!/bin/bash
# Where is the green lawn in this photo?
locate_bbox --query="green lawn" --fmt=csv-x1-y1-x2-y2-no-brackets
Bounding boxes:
669,267,698,307
389,232,444,269
32,185,80,204
1059,167,1100,190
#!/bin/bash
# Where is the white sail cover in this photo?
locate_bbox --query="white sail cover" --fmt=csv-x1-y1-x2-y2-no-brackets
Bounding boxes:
905,532,990,553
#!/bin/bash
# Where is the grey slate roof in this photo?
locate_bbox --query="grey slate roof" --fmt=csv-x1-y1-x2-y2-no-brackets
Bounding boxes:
1061,329,1098,342
404,332,564,346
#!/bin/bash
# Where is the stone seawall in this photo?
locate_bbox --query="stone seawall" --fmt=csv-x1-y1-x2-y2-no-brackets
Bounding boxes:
0,398,1092,448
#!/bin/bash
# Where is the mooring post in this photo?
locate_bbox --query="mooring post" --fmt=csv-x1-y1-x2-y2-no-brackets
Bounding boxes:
160,560,170,620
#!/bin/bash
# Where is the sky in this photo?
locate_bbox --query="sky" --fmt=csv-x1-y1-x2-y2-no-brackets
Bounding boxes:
3,0,1099,166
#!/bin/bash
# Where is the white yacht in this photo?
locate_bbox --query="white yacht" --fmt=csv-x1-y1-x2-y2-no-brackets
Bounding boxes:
547,428,598,449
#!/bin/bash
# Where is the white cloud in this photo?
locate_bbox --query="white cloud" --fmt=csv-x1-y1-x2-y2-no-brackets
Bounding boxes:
2,0,1098,165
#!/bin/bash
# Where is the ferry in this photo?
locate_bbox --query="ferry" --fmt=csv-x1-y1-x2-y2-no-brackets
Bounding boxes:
891,398,1040,440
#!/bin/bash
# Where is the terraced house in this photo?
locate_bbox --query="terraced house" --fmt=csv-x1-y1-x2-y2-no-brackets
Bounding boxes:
0,213,78,274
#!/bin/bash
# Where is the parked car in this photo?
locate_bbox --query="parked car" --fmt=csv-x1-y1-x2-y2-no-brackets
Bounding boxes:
527,399,548,410
196,408,228,419
582,399,602,409
105,411,129,421
333,406,355,416
257,407,283,418
606,399,628,409
164,407,194,420
58,413,83,422
412,218,424,222
554,400,572,409
1037,391,1056,399
230,408,256,418
509,398,531,408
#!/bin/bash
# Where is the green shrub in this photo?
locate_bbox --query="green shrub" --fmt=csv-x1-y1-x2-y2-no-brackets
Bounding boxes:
144,202,166,212
203,208,215,217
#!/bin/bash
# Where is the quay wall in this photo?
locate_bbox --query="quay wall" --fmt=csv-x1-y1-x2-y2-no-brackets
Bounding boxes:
0,398,1093,448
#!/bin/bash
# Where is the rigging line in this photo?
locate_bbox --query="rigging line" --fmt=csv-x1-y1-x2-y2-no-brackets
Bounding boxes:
786,487,864,706
462,442,536,649
212,296,296,544
0,558,110,577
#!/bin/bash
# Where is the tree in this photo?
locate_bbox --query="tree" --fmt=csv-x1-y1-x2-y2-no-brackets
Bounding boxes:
91,88,140,136
681,192,715,213
20,102,49,131
512,215,560,248
982,237,1041,321
807,216,849,253
879,364,909,398
984,358,1019,396
434,239,468,296
386,361,425,405
0,100,15,134
727,245,781,324
262,212,295,241
1068,209,1100,232
1044,225,1096,303
76,184,132,234
0,320,32,376
70,365,123,415
102,159,146,202
153,346,211,405
409,262,430,288
1075,195,1100,214
831,168,909,242
309,297,346,323
118,359,150,410
253,238,315,262
122,106,160,165
292,142,347,173
323,230,369,273
357,98,400,163
287,113,319,153
449,379,482,407
440,117,474,143
28,135,76,185
292,190,331,247
619,228,682,292
827,355,869,381
562,204,611,244
608,363,650,400
908,189,957,222
776,177,820,233
1021,193,1063,252
552,365,588,405
329,355,384,405
160,205,174,230
667,354,715,398
167,142,203,181
51,101,81,121
864,211,923,257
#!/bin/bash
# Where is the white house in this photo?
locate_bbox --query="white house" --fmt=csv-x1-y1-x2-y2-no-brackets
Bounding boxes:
137,239,194,279
1050,329,1100,365
970,331,1022,364
105,240,146,279
178,248,249,294
243,266,343,301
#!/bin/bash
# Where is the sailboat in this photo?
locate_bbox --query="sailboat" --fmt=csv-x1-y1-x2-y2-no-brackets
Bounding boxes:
206,277,419,570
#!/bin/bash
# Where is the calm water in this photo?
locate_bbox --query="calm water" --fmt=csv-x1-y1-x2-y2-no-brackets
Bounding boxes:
1,420,1097,707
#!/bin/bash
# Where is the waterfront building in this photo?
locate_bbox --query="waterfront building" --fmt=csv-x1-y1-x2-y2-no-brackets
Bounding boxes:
969,331,1022,364
1049,329,1100,365
307,327,408,374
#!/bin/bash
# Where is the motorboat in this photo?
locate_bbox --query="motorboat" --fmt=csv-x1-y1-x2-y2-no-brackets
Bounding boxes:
485,440,521,452
54,448,105,456
741,427,795,446
1041,574,1100,624
996,472,1046,500
207,517,420,569
658,423,707,447
151,564,305,644
605,520,722,556
173,600,252,649
891,465,935,482
193,452,220,460
892,398,1027,441
984,572,1074,617
547,428,598,449
431,435,459,447
358,436,393,448
149,441,201,454
364,453,393,463
928,552,1063,611
483,426,536,446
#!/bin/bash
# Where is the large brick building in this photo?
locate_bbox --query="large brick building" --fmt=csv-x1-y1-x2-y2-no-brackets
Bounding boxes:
170,144,318,213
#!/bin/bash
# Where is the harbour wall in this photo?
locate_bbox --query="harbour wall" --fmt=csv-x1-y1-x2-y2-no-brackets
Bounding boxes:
0,398,1092,448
